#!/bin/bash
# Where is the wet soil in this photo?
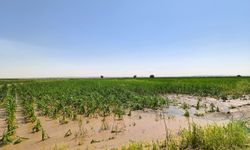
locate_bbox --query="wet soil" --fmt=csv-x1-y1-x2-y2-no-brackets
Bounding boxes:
1,94,250,150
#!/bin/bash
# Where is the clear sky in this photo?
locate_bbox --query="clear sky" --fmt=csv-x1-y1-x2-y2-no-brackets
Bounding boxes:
0,0,249,78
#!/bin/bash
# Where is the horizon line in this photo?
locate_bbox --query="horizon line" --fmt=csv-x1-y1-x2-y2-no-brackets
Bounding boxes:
0,75,249,80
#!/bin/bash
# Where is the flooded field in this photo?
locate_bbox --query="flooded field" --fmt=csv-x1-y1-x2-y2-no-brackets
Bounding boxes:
0,78,250,149
1,94,249,149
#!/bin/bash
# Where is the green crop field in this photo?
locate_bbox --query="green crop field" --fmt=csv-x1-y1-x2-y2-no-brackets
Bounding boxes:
1,77,250,119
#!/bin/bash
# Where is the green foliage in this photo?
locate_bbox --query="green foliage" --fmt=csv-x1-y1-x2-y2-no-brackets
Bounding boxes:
184,110,190,117
16,80,169,118
2,78,250,149
6,86,16,136
0,84,8,103
4,77,250,121
41,128,50,141
122,143,143,150
209,103,215,112
0,85,17,145
119,121,250,150
0,130,12,145
180,121,250,150
216,106,220,112
32,119,42,133
196,98,201,110
182,102,189,110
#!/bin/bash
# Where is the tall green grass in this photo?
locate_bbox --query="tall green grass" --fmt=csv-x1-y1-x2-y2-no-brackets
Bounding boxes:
120,121,250,150
180,121,250,150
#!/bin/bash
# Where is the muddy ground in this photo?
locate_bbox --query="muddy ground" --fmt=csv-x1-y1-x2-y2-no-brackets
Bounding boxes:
1,94,250,150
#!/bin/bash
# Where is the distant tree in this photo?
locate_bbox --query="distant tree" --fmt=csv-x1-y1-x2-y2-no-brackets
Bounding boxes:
133,75,137,79
100,75,104,78
237,75,242,77
149,75,155,78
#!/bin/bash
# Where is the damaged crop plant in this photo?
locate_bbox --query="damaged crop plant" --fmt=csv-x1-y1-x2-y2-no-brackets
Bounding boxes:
16,80,168,119
0,77,250,148
12,77,250,119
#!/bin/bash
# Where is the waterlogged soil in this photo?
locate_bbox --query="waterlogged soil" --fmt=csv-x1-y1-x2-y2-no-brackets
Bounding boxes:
1,94,250,150
166,94,250,121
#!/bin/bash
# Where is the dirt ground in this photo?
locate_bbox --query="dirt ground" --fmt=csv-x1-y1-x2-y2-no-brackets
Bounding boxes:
1,94,250,150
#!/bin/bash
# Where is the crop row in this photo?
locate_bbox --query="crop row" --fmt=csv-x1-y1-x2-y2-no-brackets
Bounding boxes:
17,84,166,119
14,77,250,120
0,84,8,103
0,85,17,145
6,86,16,136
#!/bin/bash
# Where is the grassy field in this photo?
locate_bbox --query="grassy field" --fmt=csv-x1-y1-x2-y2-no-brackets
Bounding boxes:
0,77,250,149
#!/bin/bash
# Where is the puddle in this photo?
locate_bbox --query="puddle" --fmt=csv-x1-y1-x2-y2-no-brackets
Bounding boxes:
165,106,184,117
1,94,250,150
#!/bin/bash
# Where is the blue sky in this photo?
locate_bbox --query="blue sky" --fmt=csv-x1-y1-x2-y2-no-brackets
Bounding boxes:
0,0,249,78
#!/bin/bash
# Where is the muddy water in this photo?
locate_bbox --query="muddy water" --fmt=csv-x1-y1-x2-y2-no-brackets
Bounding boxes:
166,94,250,120
1,111,213,150
1,94,250,150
